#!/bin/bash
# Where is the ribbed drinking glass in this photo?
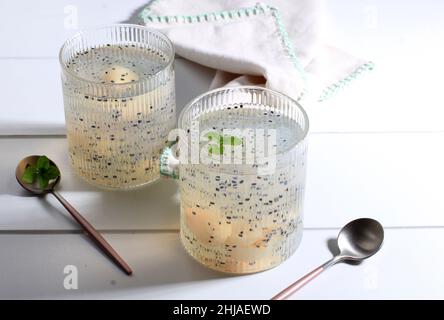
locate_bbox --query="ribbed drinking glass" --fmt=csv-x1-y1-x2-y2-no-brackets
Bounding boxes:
59,24,175,189
163,86,309,273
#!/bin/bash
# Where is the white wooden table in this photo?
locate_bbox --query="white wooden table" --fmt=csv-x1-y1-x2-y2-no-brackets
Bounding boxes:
1,0,444,299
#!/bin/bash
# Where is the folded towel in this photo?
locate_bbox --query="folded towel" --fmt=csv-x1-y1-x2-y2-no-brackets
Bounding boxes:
139,0,373,102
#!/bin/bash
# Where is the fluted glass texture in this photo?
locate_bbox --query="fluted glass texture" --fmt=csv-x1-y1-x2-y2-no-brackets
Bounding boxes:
60,25,175,189
178,87,309,273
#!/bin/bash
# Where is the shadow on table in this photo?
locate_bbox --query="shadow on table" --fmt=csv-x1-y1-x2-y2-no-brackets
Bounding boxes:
3,232,231,299
123,238,227,287
67,177,181,229
3,154,181,229
326,238,362,266
77,231,232,295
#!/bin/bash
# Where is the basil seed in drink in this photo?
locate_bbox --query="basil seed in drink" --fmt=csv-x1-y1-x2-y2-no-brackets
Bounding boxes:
179,98,308,273
60,25,175,189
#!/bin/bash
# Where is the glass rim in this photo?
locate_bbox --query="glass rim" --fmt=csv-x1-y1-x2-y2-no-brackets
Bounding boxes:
178,86,310,153
58,24,175,87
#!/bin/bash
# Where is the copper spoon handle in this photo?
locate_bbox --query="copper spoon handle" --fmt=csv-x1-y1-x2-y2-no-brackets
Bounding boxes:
51,190,133,276
271,266,325,300
271,257,342,300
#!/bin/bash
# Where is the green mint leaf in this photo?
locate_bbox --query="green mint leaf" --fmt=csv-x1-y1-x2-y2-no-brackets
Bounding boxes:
37,175,49,190
205,131,221,141
43,165,60,180
22,165,37,184
223,135,242,146
206,131,222,156
208,145,223,155
205,131,242,155
37,156,50,170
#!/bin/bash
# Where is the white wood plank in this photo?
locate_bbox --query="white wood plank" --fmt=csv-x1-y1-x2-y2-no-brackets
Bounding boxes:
0,0,150,58
305,132,444,228
0,227,443,299
0,58,214,135
1,132,443,230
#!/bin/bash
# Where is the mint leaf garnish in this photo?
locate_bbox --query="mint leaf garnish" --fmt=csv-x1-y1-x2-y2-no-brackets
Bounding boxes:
223,135,242,146
37,155,50,170
22,164,37,184
43,165,60,180
37,175,49,190
21,155,60,190
205,131,243,156
205,131,221,141
208,144,223,155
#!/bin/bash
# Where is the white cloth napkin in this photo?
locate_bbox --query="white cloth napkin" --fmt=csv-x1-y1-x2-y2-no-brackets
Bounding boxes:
139,0,373,102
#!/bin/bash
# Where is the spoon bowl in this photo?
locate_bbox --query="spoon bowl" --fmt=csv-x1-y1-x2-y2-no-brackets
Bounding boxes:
337,218,384,261
16,155,60,194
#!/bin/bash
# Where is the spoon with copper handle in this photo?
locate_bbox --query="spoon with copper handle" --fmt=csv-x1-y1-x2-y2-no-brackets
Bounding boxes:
272,218,384,300
16,155,133,276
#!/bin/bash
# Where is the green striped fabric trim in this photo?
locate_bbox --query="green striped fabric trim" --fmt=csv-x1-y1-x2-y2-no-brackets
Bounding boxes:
318,61,375,101
139,1,373,102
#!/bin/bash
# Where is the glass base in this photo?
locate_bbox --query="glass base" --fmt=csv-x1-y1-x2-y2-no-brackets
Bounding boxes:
180,225,303,274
